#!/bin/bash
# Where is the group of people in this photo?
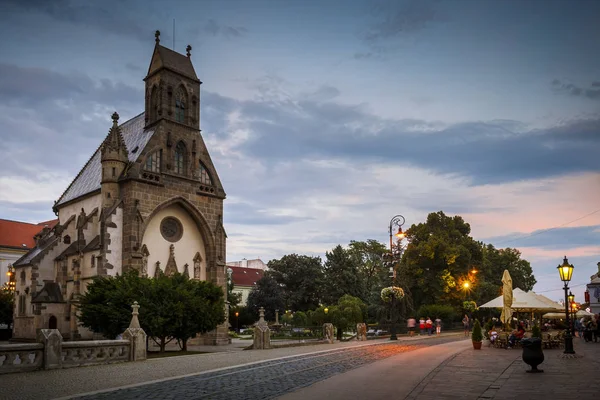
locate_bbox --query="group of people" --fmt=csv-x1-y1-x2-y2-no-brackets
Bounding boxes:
575,315,600,342
407,317,442,336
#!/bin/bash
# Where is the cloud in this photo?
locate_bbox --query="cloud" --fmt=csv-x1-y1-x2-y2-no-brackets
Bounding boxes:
364,0,440,42
203,19,248,38
199,89,600,186
484,225,600,250
226,202,315,226
2,0,149,41
552,79,600,101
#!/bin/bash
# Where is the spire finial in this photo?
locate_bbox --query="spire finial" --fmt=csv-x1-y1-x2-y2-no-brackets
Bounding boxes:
112,112,119,126
155,30,160,44
186,44,192,57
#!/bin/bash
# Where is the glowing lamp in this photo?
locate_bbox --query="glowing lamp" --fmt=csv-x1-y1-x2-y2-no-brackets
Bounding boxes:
557,256,574,283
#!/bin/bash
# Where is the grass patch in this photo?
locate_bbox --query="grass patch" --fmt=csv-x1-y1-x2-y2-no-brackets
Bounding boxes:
147,350,210,359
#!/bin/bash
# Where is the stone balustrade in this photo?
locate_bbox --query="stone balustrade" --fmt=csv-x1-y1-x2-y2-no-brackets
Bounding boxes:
0,343,44,374
61,340,130,368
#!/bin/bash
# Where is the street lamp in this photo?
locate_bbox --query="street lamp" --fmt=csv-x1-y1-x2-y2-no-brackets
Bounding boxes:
387,214,405,341
557,256,575,354
235,311,239,333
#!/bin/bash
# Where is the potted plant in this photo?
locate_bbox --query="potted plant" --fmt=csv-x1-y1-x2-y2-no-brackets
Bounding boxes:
471,319,483,350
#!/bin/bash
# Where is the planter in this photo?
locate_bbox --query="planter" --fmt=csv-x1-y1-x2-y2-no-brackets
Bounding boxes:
521,338,544,373
472,341,482,350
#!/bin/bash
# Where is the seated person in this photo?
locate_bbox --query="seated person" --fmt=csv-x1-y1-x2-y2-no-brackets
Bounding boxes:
489,329,498,344
507,324,525,348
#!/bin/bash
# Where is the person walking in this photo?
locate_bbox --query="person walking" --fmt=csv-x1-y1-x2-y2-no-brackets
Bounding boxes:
419,317,426,336
435,317,442,336
425,317,433,336
462,314,470,337
407,317,416,337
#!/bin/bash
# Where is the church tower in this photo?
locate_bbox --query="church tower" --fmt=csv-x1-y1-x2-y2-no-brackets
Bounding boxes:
100,112,129,210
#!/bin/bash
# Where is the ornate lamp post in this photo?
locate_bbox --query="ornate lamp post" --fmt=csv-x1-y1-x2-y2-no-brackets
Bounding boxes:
557,256,575,354
235,311,239,333
385,214,406,341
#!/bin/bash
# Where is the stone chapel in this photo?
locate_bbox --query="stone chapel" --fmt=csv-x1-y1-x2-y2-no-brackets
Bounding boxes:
12,31,228,344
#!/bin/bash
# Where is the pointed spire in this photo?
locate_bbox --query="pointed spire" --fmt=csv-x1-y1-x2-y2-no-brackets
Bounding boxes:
164,244,178,276
101,111,128,162
155,30,160,44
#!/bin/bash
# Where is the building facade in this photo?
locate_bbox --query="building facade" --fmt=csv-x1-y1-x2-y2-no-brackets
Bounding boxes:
12,32,228,344
227,265,264,305
586,262,600,315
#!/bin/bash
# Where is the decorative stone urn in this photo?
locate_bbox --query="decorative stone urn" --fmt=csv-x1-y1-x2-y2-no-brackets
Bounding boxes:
521,338,544,373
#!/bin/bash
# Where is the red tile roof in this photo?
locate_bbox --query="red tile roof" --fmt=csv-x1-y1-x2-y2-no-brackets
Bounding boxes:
0,218,59,250
228,265,264,287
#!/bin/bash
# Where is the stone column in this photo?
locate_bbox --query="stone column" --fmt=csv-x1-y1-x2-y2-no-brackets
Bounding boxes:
252,307,271,350
123,301,147,362
323,323,334,344
37,329,63,370
275,309,279,325
356,323,367,341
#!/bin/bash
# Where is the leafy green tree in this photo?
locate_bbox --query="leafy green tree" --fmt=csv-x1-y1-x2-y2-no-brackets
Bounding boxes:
226,268,242,309
229,306,256,331
415,304,457,323
348,239,388,300
267,254,324,312
0,290,14,326
401,211,484,310
330,295,365,340
78,271,225,352
247,274,285,322
322,245,362,304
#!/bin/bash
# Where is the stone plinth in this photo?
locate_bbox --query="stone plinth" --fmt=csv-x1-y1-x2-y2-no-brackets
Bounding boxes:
252,307,271,350
323,323,334,344
122,301,147,361
356,323,367,341
36,329,62,370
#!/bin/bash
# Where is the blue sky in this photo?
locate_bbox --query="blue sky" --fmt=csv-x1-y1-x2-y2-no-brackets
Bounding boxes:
0,0,598,303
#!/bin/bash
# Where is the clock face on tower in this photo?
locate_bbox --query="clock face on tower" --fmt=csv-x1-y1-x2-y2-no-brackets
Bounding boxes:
160,217,183,242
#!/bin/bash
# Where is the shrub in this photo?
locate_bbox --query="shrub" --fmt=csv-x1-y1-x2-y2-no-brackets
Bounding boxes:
531,324,541,339
416,304,457,323
471,319,483,342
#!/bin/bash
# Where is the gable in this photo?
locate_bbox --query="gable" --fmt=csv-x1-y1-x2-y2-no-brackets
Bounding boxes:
55,113,154,207
146,45,199,82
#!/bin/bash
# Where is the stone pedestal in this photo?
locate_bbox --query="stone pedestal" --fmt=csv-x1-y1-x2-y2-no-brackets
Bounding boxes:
37,329,63,370
356,323,367,341
323,323,334,344
122,301,147,361
252,307,271,350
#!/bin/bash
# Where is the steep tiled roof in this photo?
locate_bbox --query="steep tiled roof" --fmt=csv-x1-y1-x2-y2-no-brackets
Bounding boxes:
14,236,59,267
55,113,154,207
32,282,64,303
228,266,264,288
0,219,58,250
152,45,198,81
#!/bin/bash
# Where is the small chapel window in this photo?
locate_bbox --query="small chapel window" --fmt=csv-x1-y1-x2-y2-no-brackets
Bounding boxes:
175,88,186,123
199,162,212,185
175,142,186,174
145,150,162,173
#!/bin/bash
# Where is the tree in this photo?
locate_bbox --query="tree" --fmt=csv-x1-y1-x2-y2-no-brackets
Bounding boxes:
330,295,365,340
78,271,225,352
247,274,285,322
401,211,484,311
0,290,14,327
348,239,388,300
226,268,242,309
322,245,362,304
267,254,324,312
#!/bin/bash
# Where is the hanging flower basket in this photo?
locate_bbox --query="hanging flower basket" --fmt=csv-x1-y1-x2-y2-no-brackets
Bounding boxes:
381,286,405,303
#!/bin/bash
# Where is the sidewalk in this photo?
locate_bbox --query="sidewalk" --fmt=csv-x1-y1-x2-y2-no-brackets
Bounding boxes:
406,338,600,399
0,332,461,400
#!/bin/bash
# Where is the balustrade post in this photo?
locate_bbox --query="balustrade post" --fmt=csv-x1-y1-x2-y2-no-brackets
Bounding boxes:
37,329,63,370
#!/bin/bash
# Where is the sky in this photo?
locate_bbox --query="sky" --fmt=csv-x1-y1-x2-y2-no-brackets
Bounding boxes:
0,0,598,303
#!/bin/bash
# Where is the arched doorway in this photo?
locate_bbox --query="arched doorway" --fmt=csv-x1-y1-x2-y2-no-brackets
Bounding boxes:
48,315,57,329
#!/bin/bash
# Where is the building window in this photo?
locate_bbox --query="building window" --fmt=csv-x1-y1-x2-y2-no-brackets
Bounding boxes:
63,235,71,244
199,162,212,185
145,150,162,173
112,167,116,177
150,86,158,121
20,270,25,284
160,217,183,243
175,142,186,175
175,88,186,123
91,255,95,268
19,295,26,316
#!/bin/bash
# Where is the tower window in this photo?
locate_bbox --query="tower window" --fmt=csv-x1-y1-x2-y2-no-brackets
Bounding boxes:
175,142,186,174
112,167,116,177
175,88,186,123
199,162,213,185
145,150,162,173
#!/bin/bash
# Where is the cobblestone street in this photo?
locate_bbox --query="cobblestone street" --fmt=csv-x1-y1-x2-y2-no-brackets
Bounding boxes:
74,336,464,400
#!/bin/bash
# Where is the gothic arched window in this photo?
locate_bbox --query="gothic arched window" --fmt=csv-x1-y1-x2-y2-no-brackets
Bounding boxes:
145,150,162,173
175,88,186,123
150,86,159,121
199,162,213,185
175,142,186,175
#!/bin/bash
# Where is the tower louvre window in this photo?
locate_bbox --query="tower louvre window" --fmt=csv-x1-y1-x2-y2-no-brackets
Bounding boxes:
175,142,186,175
175,88,186,123
199,162,212,185
145,150,162,173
